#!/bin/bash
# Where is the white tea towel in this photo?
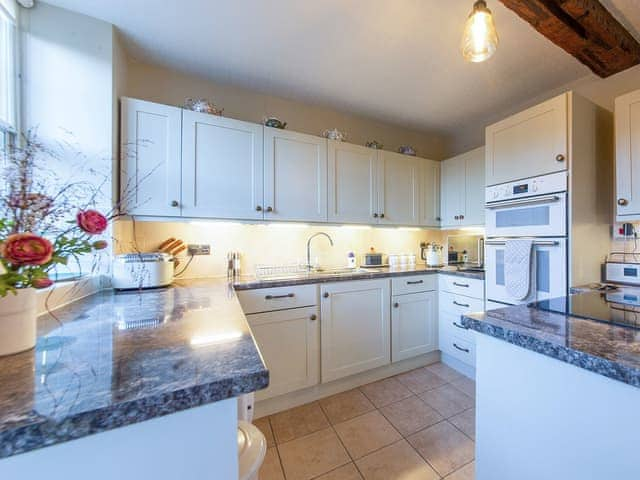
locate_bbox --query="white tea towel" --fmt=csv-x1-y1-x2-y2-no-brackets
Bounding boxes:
505,239,534,300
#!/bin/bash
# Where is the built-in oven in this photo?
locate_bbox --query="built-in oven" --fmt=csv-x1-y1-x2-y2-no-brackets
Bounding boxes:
485,171,567,238
485,237,567,306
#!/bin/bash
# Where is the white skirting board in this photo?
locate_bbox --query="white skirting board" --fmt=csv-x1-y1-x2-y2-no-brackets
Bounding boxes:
475,334,640,480
440,352,475,379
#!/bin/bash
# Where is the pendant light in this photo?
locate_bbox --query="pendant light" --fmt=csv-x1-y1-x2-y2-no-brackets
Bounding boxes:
461,0,499,63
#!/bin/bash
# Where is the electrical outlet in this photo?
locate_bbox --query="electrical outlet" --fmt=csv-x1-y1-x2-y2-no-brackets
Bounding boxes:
613,223,637,241
188,244,211,256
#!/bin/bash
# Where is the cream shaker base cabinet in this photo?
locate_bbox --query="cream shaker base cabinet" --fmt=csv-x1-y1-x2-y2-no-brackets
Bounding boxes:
615,89,640,221
320,279,391,382
440,146,485,227
264,127,328,222
486,93,567,186
181,110,264,220
391,291,438,362
247,306,320,401
120,98,182,217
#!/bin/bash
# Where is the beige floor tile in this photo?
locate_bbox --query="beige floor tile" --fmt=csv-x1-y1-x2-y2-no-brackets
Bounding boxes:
407,421,475,477
270,402,330,444
445,461,475,480
316,463,363,480
334,410,402,459
254,416,275,447
260,447,285,480
278,427,351,480
395,367,448,394
420,384,474,418
355,440,440,480
359,377,412,408
320,389,376,425
451,377,476,398
426,362,465,382
449,408,475,440
379,395,443,436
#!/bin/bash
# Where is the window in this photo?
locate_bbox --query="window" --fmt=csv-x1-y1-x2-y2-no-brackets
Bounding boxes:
0,0,17,142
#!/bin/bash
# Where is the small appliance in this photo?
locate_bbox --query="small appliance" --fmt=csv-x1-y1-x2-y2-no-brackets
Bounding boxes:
112,253,174,290
604,259,640,287
361,250,387,267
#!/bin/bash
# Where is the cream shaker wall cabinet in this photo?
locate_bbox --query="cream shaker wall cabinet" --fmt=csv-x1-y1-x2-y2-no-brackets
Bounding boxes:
420,159,441,227
377,150,421,226
615,89,640,221
120,98,182,217
485,93,568,186
440,146,485,227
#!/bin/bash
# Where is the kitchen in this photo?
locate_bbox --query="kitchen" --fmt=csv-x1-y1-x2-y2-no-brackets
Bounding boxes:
0,1,639,480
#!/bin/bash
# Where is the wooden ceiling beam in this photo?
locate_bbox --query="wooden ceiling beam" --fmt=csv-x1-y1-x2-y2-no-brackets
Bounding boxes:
498,0,640,77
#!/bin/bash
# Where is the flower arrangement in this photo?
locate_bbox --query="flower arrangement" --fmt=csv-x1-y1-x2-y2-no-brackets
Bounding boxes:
0,132,114,297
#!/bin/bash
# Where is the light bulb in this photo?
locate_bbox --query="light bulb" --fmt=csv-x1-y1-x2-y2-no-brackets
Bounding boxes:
461,0,499,63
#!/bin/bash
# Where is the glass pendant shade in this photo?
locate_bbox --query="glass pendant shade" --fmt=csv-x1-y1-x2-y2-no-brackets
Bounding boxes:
461,0,499,63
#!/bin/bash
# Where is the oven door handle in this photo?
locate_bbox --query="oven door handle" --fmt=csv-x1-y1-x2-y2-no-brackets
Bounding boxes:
485,239,559,246
485,194,561,209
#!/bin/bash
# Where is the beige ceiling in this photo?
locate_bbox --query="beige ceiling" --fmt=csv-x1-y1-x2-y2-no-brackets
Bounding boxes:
43,0,640,154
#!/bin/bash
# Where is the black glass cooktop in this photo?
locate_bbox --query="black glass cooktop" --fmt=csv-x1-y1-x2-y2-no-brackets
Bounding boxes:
530,289,640,330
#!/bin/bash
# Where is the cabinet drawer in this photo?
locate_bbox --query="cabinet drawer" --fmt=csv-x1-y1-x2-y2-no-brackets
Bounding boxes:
439,310,476,345
439,291,484,317
391,274,437,295
440,329,476,367
237,284,318,314
439,274,484,299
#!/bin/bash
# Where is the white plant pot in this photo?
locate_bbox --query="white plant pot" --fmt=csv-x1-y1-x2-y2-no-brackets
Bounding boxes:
0,288,37,356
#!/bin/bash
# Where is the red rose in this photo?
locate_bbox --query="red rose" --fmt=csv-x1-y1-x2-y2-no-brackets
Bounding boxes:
0,233,53,266
32,277,54,289
77,210,108,235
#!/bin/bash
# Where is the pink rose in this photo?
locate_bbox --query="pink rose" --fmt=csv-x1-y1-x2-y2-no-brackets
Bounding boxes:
92,240,108,250
0,233,53,266
77,210,108,235
32,277,54,289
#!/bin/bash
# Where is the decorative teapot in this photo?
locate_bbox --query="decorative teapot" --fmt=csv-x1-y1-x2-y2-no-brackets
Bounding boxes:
398,145,417,156
184,98,224,116
322,128,347,142
264,117,287,129
365,140,384,149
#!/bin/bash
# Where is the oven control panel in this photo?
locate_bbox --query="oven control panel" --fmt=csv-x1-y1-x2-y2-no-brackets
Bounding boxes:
485,171,568,203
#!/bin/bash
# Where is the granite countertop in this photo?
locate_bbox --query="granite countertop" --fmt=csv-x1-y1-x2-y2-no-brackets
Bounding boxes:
462,298,640,388
234,265,484,290
0,279,269,459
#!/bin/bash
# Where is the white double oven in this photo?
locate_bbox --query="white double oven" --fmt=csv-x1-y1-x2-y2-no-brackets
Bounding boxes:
485,171,568,308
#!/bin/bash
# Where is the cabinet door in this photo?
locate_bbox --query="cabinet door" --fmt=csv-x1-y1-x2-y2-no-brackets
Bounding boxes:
120,98,182,216
486,93,567,186
440,155,464,227
247,307,319,401
264,128,328,222
378,151,420,226
391,291,438,362
328,141,378,224
181,111,264,220
615,89,640,220
463,146,485,226
320,279,390,382
420,159,441,227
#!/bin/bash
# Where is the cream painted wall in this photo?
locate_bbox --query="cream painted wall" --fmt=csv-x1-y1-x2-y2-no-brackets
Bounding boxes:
113,219,454,279
123,59,449,160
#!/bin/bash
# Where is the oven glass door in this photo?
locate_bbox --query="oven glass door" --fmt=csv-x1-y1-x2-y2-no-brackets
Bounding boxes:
485,238,567,305
485,192,566,237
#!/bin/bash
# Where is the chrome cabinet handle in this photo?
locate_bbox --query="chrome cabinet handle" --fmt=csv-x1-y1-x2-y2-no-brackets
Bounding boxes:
407,280,424,285
256,205,263,212
459,214,464,220
453,343,470,353
556,154,565,162
453,282,469,288
373,213,379,218
380,213,385,218
265,293,294,300
266,206,273,212
393,302,399,308
485,194,560,209
454,215,459,220
618,198,629,206
310,314,317,321
453,321,469,330
436,216,441,221
453,300,470,308
171,200,179,207
323,292,329,298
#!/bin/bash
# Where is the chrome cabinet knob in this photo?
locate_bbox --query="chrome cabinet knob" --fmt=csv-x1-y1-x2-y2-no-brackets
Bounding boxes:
256,205,263,212
454,215,459,220
380,213,385,218
310,314,317,321
393,302,399,308
618,198,629,206
323,292,329,298
171,200,179,207
555,154,565,162
266,206,273,212
373,213,378,218
436,217,441,221
460,214,464,220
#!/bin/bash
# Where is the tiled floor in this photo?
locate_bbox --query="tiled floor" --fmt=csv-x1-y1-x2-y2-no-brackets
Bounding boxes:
255,362,476,480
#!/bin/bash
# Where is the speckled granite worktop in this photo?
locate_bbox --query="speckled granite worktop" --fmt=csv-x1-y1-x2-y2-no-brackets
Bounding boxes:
0,279,268,459
234,265,484,290
462,298,640,388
